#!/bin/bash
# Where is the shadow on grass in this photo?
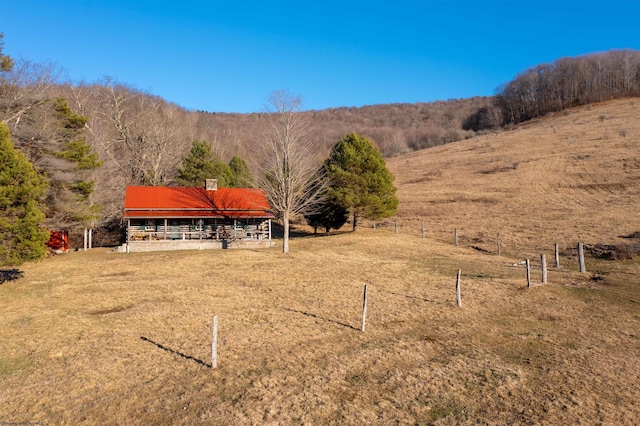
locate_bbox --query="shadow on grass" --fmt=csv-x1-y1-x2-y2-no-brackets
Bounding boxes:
282,308,359,331
140,336,211,368
270,223,354,240
269,223,315,239
378,288,438,304
0,269,23,284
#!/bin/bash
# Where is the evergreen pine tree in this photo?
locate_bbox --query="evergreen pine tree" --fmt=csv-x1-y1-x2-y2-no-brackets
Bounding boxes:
49,98,103,231
228,155,254,187
176,140,233,187
0,123,49,265
324,132,398,231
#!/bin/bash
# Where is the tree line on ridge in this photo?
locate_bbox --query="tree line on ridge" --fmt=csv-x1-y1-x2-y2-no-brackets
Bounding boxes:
464,49,640,130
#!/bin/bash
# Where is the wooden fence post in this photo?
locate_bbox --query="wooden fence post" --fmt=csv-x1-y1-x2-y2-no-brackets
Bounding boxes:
212,315,218,369
555,243,560,269
395,220,398,234
361,284,368,332
454,228,459,247
541,254,547,283
421,220,425,239
526,259,531,288
497,233,501,256
456,270,462,307
578,242,586,273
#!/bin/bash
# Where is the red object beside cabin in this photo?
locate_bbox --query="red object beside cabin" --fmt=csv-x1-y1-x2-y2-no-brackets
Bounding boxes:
46,231,69,253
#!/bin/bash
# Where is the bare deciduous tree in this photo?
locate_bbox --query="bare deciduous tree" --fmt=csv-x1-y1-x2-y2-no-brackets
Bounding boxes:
90,82,183,186
256,90,325,253
0,58,60,128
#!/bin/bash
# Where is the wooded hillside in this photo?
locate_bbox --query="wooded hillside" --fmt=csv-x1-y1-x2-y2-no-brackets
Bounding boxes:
465,49,640,130
1,67,491,245
2,42,639,246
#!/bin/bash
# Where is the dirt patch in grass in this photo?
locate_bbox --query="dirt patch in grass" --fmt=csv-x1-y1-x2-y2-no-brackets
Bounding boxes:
584,243,640,260
478,161,519,175
88,304,136,315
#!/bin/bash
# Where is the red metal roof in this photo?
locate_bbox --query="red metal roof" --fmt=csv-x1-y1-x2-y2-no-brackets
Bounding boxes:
124,186,274,219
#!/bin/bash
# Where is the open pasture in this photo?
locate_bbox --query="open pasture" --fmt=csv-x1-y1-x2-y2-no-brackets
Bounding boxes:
1,231,639,424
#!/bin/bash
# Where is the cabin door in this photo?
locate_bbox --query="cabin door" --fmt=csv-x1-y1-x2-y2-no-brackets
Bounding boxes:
170,220,180,239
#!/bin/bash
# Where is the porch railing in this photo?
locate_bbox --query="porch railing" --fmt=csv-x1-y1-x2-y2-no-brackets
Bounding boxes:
129,227,270,242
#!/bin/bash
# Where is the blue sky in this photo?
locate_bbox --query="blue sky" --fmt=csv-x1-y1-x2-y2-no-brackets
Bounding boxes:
1,1,638,113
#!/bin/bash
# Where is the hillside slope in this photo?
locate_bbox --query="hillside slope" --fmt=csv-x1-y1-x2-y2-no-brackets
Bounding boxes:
388,98,640,258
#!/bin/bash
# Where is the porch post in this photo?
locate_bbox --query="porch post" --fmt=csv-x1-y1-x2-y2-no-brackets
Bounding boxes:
164,219,167,240
127,219,131,245
268,219,272,241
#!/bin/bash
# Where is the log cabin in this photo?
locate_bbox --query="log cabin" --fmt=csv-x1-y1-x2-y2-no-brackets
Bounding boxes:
123,179,275,252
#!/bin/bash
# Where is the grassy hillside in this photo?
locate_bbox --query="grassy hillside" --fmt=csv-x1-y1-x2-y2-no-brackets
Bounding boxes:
0,99,638,425
388,98,640,260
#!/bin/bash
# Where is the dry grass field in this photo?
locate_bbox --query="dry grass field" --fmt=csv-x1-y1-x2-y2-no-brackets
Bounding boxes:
390,99,640,259
1,99,639,425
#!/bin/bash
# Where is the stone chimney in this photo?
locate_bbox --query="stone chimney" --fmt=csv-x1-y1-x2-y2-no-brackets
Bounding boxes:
205,179,218,191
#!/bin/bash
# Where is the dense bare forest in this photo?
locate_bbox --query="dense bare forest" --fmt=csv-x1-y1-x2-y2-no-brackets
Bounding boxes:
464,49,640,130
2,43,639,246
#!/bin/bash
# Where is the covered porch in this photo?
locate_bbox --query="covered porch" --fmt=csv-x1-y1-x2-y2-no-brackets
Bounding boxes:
124,217,273,252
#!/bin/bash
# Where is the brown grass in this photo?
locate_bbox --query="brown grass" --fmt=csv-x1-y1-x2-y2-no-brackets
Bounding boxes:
1,99,639,425
389,99,640,261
